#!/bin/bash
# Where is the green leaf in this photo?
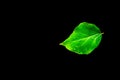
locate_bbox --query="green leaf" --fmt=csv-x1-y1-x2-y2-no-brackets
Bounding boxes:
60,22,103,55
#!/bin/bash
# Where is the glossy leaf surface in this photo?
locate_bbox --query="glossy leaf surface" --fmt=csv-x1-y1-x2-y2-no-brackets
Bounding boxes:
60,22,102,55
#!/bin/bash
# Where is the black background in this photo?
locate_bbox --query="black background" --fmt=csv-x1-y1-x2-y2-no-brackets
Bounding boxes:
3,2,119,74
2,2,120,79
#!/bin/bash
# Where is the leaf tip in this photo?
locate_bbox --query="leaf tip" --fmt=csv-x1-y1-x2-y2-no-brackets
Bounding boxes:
101,32,104,34
59,43,63,45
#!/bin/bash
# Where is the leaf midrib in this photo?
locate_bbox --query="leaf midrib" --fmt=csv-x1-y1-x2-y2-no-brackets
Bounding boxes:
72,33,101,44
